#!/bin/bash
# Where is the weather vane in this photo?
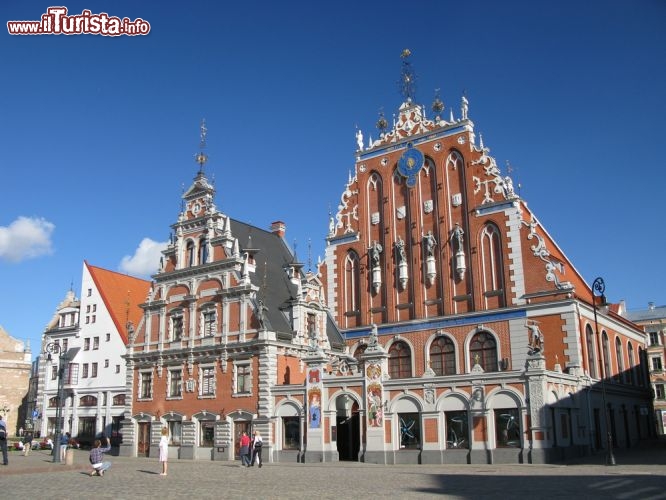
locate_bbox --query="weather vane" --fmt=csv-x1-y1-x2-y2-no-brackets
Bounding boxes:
195,119,208,172
398,49,417,102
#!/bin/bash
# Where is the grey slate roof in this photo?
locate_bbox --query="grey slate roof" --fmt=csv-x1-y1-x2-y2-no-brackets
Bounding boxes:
229,219,344,350
626,305,666,323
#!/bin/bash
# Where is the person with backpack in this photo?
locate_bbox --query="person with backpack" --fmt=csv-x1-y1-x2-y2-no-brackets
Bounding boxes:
250,430,263,468
0,415,8,465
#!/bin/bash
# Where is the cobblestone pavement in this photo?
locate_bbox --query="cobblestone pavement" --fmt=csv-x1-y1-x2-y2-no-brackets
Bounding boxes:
0,443,664,500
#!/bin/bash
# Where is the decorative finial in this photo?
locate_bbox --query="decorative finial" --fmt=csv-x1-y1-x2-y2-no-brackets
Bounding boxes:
432,88,444,118
376,108,388,133
398,49,417,102
194,119,208,173
307,237,312,272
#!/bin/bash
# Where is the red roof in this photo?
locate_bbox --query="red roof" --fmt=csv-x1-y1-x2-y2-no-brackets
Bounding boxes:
85,261,151,345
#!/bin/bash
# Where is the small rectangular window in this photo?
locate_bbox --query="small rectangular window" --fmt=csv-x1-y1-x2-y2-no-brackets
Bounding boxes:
105,359,109,368
140,372,152,399
236,363,250,394
106,333,111,342
93,337,99,350
91,362,98,378
82,363,89,378
84,338,90,350
116,365,120,374
87,288,92,297
51,365,58,380
62,338,68,351
169,370,182,398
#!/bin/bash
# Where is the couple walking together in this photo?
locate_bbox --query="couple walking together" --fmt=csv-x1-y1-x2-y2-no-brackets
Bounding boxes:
240,430,263,467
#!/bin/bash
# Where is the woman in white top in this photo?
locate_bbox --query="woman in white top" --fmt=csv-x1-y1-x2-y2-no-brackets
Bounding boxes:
251,430,263,468
159,427,169,476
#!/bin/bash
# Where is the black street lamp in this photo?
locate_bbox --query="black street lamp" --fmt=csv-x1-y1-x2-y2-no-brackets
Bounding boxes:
44,342,79,464
592,277,616,466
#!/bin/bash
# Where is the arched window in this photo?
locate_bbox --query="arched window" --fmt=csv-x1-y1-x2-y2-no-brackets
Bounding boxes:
469,332,498,372
353,344,367,364
112,394,125,406
602,331,611,379
446,151,464,171
586,324,597,378
388,341,412,379
186,241,195,267
480,224,505,308
615,337,625,383
627,342,635,385
80,395,97,407
344,251,360,320
199,237,208,265
430,336,456,375
48,396,59,408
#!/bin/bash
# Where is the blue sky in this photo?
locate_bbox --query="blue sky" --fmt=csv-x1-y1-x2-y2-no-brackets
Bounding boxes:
1,1,665,359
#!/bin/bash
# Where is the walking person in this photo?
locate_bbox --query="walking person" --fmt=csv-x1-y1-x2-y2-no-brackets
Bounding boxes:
60,432,71,461
89,437,112,477
250,430,263,468
159,427,169,476
23,431,33,456
239,431,251,467
0,415,8,466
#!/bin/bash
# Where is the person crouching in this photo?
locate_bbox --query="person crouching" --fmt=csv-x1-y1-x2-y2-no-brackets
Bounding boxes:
89,438,112,477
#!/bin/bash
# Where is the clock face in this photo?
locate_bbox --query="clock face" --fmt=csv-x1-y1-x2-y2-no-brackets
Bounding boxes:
192,202,202,215
397,145,424,188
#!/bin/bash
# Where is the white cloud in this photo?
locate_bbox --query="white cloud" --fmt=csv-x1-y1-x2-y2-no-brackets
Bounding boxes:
0,216,55,262
119,238,168,277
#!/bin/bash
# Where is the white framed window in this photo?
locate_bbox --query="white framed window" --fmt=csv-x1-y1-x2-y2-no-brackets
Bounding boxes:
233,361,251,396
167,369,183,399
199,305,216,337
170,312,184,341
139,371,153,399
199,365,216,398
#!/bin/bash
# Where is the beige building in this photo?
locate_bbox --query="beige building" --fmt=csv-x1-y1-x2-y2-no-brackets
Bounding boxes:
0,325,32,435
625,302,666,434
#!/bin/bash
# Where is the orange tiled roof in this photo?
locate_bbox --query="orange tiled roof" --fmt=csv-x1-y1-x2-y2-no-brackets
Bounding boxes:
85,261,151,345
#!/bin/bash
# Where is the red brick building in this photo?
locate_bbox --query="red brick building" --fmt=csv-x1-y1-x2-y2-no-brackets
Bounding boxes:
123,55,653,464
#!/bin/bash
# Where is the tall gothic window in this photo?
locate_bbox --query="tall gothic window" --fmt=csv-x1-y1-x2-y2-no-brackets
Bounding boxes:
480,224,504,306
627,342,635,385
586,324,597,378
469,332,498,372
199,237,208,265
186,241,195,267
344,251,360,320
615,337,625,383
429,336,456,375
602,331,611,379
388,340,412,379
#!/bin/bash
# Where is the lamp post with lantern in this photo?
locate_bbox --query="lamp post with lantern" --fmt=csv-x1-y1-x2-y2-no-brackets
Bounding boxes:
592,277,616,466
44,342,79,463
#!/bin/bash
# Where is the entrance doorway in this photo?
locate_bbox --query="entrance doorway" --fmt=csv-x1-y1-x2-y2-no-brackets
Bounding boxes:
234,420,251,460
335,396,360,461
137,422,151,457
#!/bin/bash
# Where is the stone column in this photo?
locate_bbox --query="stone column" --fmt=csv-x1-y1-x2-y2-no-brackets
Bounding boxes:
525,354,548,463
303,349,329,462
361,335,389,464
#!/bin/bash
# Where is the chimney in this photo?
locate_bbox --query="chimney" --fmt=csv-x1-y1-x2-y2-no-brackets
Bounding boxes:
270,221,286,238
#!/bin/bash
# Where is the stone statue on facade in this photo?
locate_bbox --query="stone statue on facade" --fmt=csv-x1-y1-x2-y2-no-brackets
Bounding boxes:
526,320,544,355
